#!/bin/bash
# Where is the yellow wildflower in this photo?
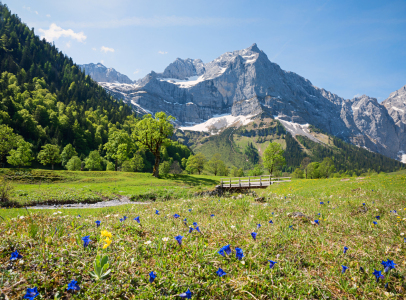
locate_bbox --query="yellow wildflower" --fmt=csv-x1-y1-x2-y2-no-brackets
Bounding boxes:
101,230,112,238
103,237,112,249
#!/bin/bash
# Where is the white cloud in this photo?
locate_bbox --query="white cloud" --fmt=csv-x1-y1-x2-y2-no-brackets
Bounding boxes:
35,11,38,15
39,23,87,43
100,60,104,64
158,51,168,55
66,41,71,48
46,14,51,18
92,47,97,51
101,46,115,53
133,69,141,74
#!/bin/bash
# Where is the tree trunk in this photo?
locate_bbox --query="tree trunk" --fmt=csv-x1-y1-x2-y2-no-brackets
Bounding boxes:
115,159,118,171
153,153,160,178
52,164,54,170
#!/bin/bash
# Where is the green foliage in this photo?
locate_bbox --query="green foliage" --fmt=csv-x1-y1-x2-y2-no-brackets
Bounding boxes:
232,167,244,177
206,153,223,176
6,140,33,167
263,142,286,175
247,164,264,176
37,144,61,170
90,254,111,281
103,129,131,171
85,150,102,171
307,162,320,179
131,153,144,172
0,124,21,165
169,161,182,175
121,160,133,172
61,144,77,167
132,112,175,177
292,168,304,179
159,161,171,177
106,161,115,171
66,156,81,171
186,153,206,175
244,142,260,165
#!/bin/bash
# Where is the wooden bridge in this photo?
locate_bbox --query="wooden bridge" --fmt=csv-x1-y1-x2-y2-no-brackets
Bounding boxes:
220,175,291,190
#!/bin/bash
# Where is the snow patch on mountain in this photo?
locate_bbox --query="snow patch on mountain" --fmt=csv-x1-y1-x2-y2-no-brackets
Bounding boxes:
399,151,406,163
274,117,322,144
179,114,255,133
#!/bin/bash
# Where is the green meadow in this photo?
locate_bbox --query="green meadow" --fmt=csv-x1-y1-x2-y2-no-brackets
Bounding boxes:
0,172,405,299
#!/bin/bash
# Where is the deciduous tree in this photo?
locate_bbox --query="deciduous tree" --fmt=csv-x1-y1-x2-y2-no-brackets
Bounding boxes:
7,140,33,168
37,144,61,170
262,142,286,175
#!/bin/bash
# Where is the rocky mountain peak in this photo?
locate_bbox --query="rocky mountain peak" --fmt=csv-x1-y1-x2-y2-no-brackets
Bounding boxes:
79,63,133,84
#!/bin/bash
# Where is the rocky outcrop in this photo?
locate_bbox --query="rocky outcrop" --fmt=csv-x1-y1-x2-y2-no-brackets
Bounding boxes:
79,63,133,84
82,44,406,162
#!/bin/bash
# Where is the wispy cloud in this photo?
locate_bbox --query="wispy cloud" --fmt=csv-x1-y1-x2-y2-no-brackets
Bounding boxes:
101,46,115,53
92,47,97,51
59,16,259,29
39,23,86,42
66,41,71,48
133,69,141,74
46,14,51,18
158,51,168,55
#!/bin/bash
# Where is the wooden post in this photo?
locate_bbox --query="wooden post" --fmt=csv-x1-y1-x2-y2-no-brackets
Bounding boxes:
230,178,231,187
248,177,250,187
260,175,262,187
239,178,241,187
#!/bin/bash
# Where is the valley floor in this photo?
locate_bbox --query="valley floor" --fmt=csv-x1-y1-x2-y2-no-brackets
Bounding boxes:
0,173,405,299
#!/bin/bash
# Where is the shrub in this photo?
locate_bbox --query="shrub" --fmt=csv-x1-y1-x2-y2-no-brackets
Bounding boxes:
66,156,81,171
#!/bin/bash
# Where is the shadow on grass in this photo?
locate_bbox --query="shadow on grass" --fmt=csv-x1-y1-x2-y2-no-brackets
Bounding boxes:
165,175,219,186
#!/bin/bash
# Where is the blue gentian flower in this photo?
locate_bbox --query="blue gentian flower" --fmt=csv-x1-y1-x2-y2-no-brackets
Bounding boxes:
328,201,330,204
123,216,127,220
341,265,348,273
235,247,244,260
376,216,380,220
289,225,293,229
174,214,180,219
134,216,140,223
385,283,388,288
10,251,22,261
149,271,157,283
77,215,81,218
373,221,378,225
362,203,365,206
269,220,273,224
120,218,124,222
193,222,198,227
373,269,384,282
314,220,319,225
183,218,188,225
67,280,80,291
393,210,397,213
269,260,277,269
95,220,101,227
195,226,201,233
404,237,406,243
175,235,183,246
382,260,396,273
251,232,257,240
155,210,159,215
343,246,348,254
210,214,215,217
272,212,274,215
218,248,225,257
223,245,231,255
188,209,192,212
82,236,91,248
257,224,261,229
359,266,364,272
317,213,321,216
320,202,324,205
179,288,192,299
24,287,39,300
216,268,226,277
188,227,194,233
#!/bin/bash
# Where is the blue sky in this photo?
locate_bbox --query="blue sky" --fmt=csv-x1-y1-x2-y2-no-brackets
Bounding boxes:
6,0,406,101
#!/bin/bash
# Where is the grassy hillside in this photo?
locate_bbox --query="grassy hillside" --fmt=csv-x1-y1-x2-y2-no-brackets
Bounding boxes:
177,116,405,174
1,173,405,298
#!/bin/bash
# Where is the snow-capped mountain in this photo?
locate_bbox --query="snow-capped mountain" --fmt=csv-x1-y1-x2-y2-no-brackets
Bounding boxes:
79,63,133,84
82,44,406,162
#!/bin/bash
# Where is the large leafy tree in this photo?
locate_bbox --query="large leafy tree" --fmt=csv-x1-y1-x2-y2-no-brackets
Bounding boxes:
186,153,207,175
37,144,61,170
85,150,103,171
132,112,175,178
103,129,131,171
61,144,78,167
6,140,33,168
0,124,21,167
206,153,223,176
262,142,286,175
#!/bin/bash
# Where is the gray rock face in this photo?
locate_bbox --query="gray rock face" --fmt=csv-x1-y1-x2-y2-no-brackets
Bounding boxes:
79,63,133,84
83,44,406,162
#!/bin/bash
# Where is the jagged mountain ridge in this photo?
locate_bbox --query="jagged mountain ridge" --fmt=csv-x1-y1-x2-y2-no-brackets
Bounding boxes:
83,44,406,162
79,63,134,84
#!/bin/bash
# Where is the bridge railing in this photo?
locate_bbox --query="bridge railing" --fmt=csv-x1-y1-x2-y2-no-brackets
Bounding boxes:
220,175,291,188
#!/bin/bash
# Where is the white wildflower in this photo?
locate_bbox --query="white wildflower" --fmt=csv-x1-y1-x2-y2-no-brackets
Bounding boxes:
144,241,152,245
162,237,169,242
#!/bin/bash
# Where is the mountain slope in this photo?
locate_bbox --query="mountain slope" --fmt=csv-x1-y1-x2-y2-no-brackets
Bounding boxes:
79,63,134,84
